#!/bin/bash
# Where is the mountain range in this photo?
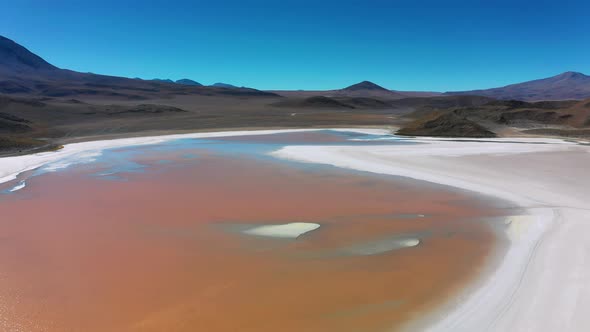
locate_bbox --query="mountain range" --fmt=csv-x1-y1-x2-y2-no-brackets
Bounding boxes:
270,81,440,99
1,34,590,155
0,35,56,73
272,73,590,102
212,83,239,88
152,78,203,86
2,35,590,101
0,36,275,99
152,79,240,88
270,76,590,102
446,71,590,101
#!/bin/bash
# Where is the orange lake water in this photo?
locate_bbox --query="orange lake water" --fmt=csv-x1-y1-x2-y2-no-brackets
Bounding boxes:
0,130,511,332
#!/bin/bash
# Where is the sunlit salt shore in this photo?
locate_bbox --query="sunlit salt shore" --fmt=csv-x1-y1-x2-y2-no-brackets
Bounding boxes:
0,128,389,185
271,135,590,332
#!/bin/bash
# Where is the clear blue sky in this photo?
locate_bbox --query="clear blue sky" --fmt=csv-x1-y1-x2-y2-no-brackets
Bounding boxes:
2,0,589,91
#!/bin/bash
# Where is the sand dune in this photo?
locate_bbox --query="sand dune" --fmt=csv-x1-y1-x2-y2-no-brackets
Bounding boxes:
272,136,590,331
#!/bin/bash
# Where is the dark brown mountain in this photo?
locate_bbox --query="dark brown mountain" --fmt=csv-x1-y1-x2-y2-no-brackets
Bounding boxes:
342,81,389,92
212,83,239,88
152,78,175,83
0,35,57,73
336,81,407,98
152,79,203,86
0,35,275,99
446,72,590,101
397,110,496,138
398,96,590,138
271,81,424,99
176,79,202,86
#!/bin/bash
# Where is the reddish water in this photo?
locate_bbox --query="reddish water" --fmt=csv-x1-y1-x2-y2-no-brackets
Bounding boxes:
0,150,501,332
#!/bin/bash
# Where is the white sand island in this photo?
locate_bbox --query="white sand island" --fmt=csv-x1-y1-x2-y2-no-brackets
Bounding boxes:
243,222,320,239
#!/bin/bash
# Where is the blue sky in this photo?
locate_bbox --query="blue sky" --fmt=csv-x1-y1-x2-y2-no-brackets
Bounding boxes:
2,0,589,91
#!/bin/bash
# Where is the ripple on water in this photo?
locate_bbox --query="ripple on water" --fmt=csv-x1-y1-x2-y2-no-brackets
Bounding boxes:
340,236,422,256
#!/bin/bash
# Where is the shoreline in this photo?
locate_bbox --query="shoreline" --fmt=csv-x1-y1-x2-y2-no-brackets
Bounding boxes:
2,128,589,330
272,136,590,331
0,125,396,158
0,128,390,186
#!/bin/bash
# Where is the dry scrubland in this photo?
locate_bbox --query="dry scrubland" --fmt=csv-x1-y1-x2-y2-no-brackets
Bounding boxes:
3,35,590,155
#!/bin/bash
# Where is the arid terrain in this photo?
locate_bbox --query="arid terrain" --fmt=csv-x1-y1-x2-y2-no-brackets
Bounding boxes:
2,35,590,156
